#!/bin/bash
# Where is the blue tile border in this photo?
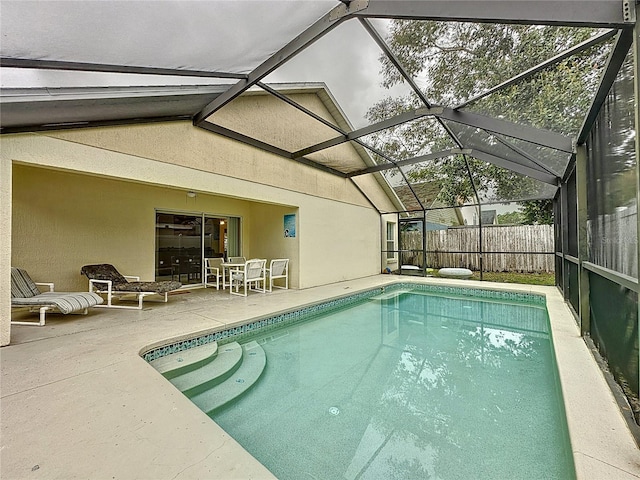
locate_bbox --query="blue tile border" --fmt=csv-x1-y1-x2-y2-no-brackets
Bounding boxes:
141,283,546,362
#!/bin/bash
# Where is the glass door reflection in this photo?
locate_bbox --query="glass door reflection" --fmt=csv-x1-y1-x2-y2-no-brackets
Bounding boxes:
155,213,202,284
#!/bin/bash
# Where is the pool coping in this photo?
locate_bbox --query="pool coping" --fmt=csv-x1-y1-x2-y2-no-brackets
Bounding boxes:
140,278,640,480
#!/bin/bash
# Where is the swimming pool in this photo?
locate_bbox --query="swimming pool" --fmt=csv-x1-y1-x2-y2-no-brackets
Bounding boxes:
146,284,575,479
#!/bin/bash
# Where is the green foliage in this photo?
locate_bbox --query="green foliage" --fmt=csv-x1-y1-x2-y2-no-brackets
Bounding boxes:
366,21,611,213
495,201,553,225
521,199,554,224
377,22,605,131
496,210,525,225
469,271,555,285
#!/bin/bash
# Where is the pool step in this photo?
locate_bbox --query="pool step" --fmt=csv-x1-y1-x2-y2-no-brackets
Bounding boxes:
188,341,266,414
370,289,412,301
150,341,219,379
169,342,243,397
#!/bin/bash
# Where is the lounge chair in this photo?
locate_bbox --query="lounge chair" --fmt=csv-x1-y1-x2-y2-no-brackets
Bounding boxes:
265,258,289,292
81,264,182,309
204,257,224,289
230,259,266,297
11,267,104,326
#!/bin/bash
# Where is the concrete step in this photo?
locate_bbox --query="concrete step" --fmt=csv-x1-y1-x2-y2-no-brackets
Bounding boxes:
150,341,218,379
189,341,266,415
169,341,243,397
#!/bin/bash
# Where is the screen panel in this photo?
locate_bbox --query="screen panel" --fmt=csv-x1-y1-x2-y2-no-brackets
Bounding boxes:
586,51,637,279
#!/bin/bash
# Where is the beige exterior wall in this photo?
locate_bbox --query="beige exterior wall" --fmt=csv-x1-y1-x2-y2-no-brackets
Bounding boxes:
3,90,398,342
7,147,386,293
11,164,264,292
1,159,11,345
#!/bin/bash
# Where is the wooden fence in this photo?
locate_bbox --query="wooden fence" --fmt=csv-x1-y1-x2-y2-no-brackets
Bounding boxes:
587,203,637,278
400,224,554,273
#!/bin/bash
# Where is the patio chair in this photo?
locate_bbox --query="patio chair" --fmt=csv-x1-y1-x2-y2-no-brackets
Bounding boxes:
265,258,289,292
81,264,182,309
228,256,246,264
11,267,104,326
230,259,266,297
204,257,224,289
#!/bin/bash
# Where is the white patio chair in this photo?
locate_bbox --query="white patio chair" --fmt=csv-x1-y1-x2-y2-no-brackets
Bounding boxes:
228,256,246,264
265,259,289,292
230,259,266,297
204,257,224,289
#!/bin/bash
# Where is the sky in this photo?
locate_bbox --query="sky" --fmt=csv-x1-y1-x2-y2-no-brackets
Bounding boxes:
0,1,407,129
264,18,413,128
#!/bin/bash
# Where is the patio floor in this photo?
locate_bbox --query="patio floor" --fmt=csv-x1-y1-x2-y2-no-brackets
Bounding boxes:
2,275,639,479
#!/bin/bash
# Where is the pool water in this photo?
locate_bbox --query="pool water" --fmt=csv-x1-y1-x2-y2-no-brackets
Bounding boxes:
212,290,575,480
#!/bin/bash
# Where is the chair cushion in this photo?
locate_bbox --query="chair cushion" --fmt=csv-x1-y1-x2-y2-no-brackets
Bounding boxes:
111,281,182,294
11,268,41,298
80,264,129,285
11,292,104,314
81,264,182,293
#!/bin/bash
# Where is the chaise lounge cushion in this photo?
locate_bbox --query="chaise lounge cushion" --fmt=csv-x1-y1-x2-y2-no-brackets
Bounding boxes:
11,267,42,298
80,264,182,294
11,267,103,314
11,291,104,314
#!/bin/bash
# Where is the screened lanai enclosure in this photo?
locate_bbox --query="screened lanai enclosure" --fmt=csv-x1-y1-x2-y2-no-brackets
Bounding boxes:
1,0,639,432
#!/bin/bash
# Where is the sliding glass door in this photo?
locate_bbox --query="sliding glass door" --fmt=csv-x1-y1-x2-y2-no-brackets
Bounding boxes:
155,213,203,284
156,211,241,284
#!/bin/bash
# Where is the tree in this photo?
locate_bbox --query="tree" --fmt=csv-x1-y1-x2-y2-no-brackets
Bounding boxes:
521,199,554,225
366,21,611,223
496,210,525,225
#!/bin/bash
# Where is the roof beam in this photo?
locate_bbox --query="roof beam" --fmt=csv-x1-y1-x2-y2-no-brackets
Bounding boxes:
257,82,348,135
469,148,559,185
435,107,575,152
193,2,354,125
577,28,634,144
348,149,469,176
353,0,635,28
348,142,559,182
359,18,433,107
197,122,348,178
492,133,562,176
0,57,247,79
292,107,442,158
257,81,432,205
455,29,619,109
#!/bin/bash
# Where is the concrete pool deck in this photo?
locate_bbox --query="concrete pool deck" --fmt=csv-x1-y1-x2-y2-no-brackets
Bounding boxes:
2,275,639,479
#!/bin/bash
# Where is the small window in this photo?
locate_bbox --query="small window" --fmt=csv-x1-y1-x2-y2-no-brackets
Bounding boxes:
386,222,395,260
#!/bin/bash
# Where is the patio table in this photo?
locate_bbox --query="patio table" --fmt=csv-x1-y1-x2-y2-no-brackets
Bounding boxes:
221,262,245,289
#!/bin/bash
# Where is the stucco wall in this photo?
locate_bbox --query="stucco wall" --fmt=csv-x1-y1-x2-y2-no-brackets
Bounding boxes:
44,122,389,210
5,131,384,291
1,159,11,345
11,164,264,292
248,203,299,270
